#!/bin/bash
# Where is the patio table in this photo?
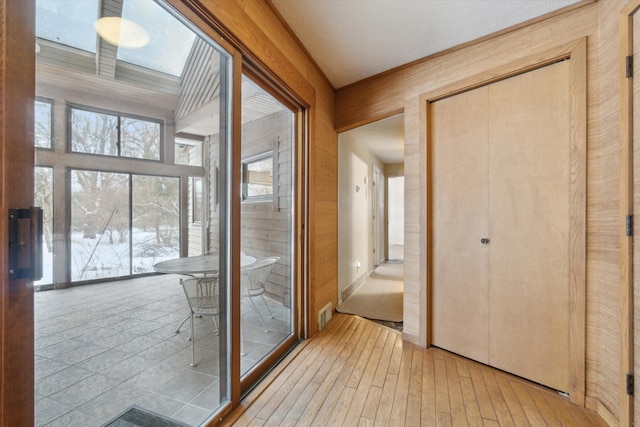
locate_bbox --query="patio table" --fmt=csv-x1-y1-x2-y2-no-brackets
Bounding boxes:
153,253,258,346
153,253,256,275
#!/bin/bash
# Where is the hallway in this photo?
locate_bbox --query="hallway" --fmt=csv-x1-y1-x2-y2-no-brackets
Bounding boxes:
336,262,403,323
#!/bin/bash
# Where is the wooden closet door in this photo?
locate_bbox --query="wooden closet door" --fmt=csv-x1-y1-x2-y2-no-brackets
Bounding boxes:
488,61,571,392
431,85,490,364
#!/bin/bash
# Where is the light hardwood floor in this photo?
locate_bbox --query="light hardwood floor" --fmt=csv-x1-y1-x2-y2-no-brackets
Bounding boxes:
225,313,607,426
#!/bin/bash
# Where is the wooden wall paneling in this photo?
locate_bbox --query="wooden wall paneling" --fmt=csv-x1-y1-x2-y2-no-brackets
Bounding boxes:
307,101,338,335
306,86,336,336
335,71,406,132
1,0,36,425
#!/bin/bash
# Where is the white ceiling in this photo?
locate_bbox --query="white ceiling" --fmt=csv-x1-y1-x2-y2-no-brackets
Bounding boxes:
271,0,582,89
342,114,405,164
271,0,581,166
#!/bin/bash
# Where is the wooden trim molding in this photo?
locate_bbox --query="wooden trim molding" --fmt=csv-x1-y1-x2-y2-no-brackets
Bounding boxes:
619,2,640,425
423,38,587,406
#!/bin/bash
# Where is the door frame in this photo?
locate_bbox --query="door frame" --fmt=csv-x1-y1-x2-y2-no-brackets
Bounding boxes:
373,164,384,265
0,0,36,425
422,38,587,405
620,2,640,426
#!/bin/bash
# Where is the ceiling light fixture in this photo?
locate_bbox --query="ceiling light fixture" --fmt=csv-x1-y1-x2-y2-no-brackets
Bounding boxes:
95,17,150,49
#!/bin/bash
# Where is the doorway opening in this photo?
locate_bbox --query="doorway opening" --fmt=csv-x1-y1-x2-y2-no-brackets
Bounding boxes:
387,176,404,263
336,114,405,328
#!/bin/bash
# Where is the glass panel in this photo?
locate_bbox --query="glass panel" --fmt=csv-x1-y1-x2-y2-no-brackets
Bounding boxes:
35,100,52,149
193,177,203,223
117,0,196,76
34,166,53,286
188,177,204,257
35,0,233,423
70,170,130,281
132,175,180,273
240,75,294,377
70,108,118,156
36,0,99,53
120,117,161,160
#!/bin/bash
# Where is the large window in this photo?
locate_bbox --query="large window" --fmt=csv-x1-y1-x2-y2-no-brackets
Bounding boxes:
70,106,162,160
70,170,131,281
70,170,179,281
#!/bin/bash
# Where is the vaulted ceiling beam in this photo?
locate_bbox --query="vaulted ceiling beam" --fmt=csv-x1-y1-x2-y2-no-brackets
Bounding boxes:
95,0,122,78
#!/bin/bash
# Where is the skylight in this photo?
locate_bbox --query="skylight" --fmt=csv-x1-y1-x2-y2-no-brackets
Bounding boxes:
36,0,99,53
116,0,196,77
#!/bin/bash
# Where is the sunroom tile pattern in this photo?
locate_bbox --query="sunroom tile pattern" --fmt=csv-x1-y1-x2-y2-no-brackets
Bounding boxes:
35,274,291,427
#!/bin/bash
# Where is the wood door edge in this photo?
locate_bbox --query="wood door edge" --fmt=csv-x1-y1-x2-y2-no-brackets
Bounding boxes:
619,1,640,425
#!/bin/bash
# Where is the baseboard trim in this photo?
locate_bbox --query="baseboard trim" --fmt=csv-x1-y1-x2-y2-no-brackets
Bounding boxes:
585,396,617,427
340,270,371,303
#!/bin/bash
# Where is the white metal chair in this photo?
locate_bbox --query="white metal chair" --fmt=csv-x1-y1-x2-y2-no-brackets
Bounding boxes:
179,274,219,366
240,257,279,332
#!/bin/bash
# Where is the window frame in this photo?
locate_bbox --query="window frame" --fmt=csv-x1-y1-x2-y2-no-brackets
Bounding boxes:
67,167,182,284
67,103,164,162
35,97,54,150
192,176,203,223
241,150,274,202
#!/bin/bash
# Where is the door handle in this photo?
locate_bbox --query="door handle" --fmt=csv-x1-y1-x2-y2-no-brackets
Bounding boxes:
8,207,43,281
481,238,490,245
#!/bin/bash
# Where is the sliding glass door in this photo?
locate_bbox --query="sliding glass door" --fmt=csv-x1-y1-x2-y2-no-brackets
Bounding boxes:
32,0,304,424
238,72,298,385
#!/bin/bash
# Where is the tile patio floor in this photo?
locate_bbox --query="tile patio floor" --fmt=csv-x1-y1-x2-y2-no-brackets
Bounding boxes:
34,274,291,427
